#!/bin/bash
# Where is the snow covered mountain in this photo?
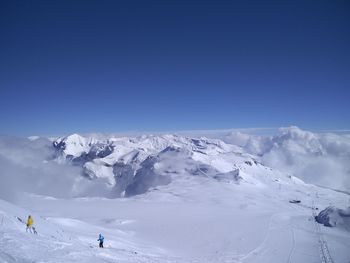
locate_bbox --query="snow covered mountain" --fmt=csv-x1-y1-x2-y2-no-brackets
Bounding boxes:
1,127,350,262
52,133,286,197
51,127,350,197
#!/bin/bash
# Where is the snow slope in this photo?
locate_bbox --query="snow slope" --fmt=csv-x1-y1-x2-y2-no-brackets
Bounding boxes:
2,168,350,262
0,198,174,262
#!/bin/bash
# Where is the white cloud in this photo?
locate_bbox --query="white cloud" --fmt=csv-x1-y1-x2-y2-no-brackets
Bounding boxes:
222,126,350,192
0,136,111,201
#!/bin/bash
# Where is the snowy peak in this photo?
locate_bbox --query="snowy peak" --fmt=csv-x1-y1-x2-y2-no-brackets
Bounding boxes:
53,133,90,156
52,133,273,197
53,133,243,163
53,133,113,162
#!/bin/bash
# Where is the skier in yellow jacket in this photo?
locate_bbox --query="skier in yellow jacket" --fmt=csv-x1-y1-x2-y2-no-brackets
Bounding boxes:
26,215,34,233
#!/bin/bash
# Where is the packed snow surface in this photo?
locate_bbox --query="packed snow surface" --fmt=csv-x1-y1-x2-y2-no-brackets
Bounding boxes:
1,175,350,262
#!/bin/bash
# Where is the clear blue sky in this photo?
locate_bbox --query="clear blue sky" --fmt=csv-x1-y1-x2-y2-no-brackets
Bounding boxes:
0,0,349,135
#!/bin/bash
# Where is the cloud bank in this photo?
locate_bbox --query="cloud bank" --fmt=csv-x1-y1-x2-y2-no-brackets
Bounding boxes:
223,127,350,192
0,136,112,202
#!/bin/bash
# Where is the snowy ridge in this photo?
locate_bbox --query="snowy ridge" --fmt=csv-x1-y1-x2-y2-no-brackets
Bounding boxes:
51,127,350,198
53,133,264,197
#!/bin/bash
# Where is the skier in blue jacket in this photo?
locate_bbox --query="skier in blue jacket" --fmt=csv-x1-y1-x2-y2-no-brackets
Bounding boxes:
97,233,104,248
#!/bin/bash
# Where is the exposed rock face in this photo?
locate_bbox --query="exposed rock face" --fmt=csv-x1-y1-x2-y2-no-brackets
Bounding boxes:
113,163,135,197
125,156,172,197
315,206,350,227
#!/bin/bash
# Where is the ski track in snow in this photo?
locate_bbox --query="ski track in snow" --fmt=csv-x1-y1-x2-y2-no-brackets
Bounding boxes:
312,204,335,263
